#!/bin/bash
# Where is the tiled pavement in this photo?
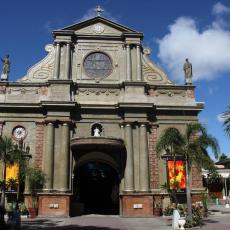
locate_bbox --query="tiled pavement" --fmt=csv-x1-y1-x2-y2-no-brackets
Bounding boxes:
20,213,230,230
21,215,172,230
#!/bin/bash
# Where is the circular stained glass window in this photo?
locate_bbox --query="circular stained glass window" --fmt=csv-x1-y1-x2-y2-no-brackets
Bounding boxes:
83,52,113,78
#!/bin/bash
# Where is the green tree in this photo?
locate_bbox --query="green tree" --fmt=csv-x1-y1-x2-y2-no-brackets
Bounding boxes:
156,123,220,222
26,166,45,209
221,106,230,138
219,153,228,161
0,136,16,207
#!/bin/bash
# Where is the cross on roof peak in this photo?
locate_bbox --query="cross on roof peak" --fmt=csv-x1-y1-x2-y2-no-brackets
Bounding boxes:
94,5,104,16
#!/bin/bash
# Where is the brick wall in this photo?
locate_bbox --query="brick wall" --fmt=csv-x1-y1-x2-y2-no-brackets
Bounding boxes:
191,165,203,188
148,125,160,189
121,195,153,217
34,122,45,168
38,195,70,217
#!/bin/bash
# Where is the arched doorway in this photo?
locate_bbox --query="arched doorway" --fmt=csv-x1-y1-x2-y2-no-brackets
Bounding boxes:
70,137,126,216
74,161,119,214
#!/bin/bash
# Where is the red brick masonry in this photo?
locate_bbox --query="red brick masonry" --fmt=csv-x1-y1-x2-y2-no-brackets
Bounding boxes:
121,195,153,217
38,194,70,217
148,125,160,190
35,122,45,168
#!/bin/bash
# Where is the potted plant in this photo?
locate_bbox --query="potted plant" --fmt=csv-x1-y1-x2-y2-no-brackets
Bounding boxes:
25,166,45,218
153,202,162,216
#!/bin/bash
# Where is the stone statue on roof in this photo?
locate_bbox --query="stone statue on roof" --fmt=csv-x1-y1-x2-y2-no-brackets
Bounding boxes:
183,58,192,85
1,54,10,81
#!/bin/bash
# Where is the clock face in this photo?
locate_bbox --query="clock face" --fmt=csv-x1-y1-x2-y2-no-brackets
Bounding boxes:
93,24,105,34
83,52,113,79
12,126,27,140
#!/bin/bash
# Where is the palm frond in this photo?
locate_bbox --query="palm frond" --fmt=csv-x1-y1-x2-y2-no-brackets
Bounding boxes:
156,127,184,157
221,106,230,138
197,134,220,159
185,123,206,142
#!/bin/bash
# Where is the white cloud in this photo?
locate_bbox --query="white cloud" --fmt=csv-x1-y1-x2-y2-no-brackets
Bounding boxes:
157,4,230,83
78,8,96,22
43,21,53,32
212,2,230,15
208,88,213,95
199,116,209,125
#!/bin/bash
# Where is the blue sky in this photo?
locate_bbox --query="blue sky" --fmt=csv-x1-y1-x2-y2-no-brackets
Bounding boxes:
0,0,229,157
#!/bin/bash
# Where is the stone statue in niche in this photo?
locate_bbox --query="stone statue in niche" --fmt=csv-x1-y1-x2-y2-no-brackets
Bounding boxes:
1,54,10,81
93,127,101,137
183,58,192,85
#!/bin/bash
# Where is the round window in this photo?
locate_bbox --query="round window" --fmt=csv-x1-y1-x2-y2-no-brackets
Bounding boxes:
83,52,113,78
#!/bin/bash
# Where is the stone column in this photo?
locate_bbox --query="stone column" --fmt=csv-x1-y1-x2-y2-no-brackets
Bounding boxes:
139,124,150,192
44,122,54,190
54,42,61,79
124,123,134,191
65,43,71,80
120,124,125,192
59,123,70,191
126,44,132,81
136,44,142,81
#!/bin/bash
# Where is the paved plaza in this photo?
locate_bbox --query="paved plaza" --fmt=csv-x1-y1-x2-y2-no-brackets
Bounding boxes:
20,214,230,230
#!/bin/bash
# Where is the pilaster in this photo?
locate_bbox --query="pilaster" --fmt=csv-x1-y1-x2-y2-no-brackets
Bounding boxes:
119,124,125,192
136,44,142,81
54,42,61,79
124,123,134,191
59,123,70,191
139,124,150,192
43,122,54,190
126,44,132,81
65,43,71,80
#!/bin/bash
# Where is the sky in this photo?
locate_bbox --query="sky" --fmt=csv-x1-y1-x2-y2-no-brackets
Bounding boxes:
0,0,229,158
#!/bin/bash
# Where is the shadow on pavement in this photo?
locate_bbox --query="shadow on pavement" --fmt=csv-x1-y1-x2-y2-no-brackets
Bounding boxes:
200,218,219,227
21,219,122,230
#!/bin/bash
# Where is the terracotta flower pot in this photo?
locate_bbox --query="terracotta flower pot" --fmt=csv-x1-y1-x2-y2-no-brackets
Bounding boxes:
154,208,162,216
28,208,38,218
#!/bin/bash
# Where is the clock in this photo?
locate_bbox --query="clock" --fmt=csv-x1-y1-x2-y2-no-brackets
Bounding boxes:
83,52,113,79
12,126,27,140
93,24,105,34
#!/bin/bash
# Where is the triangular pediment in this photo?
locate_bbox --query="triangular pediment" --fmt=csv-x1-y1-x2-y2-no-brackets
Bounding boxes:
60,16,140,35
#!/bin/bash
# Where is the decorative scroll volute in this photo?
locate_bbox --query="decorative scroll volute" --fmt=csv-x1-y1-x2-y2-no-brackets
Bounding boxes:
19,44,55,82
142,48,173,85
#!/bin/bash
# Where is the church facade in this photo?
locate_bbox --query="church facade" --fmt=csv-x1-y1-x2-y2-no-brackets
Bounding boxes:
0,15,204,217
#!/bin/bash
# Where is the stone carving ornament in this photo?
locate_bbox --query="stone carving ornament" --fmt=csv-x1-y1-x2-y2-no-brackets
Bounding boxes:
76,88,119,96
155,90,185,97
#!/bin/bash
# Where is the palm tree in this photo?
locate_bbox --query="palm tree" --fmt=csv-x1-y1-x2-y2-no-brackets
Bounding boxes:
156,128,184,203
0,136,16,207
0,136,17,225
156,123,220,222
221,106,230,138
